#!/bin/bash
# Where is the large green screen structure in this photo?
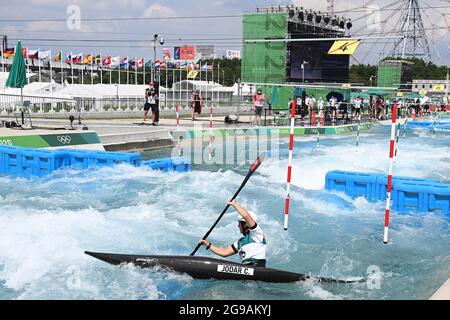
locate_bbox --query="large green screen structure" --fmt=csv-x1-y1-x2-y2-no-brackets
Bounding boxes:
242,13,287,85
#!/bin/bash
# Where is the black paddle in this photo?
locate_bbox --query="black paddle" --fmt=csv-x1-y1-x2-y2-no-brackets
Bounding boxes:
190,153,266,256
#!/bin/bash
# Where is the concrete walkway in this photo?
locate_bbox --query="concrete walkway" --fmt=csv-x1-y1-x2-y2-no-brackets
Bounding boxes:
430,278,450,300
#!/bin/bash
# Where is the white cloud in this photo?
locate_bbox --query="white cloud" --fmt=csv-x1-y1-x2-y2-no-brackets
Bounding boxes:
141,3,177,18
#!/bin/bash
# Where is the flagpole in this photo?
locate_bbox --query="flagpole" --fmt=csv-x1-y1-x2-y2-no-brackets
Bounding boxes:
90,53,93,85
99,54,102,84
134,57,137,85
126,56,129,85
49,49,53,93
38,48,41,85
26,48,30,84
70,52,74,85
143,59,146,85
217,62,220,103
60,52,64,85
118,57,121,85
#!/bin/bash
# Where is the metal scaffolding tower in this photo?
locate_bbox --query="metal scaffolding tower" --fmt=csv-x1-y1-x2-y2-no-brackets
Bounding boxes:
389,0,431,60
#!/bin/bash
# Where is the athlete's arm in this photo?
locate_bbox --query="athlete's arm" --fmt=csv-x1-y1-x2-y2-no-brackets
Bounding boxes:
228,200,256,228
199,240,235,257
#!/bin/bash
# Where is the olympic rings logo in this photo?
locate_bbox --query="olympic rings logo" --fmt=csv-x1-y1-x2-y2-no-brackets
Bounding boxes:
57,135,72,144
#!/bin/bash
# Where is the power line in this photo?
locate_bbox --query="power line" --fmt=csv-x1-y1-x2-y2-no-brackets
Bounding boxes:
0,6,448,23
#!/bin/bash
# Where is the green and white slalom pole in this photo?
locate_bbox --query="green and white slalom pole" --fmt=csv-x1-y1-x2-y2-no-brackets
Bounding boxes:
355,121,360,152
432,105,437,139
403,118,408,138
394,122,400,164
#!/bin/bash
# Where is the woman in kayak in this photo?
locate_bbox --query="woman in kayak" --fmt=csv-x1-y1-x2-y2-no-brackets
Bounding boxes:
199,200,267,267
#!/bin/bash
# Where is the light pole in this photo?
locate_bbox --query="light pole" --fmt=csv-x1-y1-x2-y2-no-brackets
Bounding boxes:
301,60,308,85
151,33,164,83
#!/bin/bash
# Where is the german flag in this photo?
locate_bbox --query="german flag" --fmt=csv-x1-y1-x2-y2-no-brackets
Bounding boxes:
2,48,15,58
328,40,361,55
53,51,62,61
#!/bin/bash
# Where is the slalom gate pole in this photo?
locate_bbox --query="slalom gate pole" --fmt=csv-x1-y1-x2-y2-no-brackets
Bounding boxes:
432,106,437,139
178,136,182,157
314,112,320,147
176,103,180,128
383,103,398,244
356,121,360,151
403,119,408,137
284,98,296,230
209,105,213,161
394,122,400,164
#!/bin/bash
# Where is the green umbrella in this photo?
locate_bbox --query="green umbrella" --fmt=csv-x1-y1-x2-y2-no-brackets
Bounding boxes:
5,41,27,89
5,41,28,125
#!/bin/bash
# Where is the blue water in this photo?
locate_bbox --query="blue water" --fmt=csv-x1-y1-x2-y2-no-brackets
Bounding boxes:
0,124,449,300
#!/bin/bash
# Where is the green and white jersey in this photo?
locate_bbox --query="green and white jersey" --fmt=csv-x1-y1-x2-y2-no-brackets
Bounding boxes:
231,223,267,264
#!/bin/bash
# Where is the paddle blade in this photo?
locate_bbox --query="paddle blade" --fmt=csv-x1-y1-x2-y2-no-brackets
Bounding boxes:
249,152,266,173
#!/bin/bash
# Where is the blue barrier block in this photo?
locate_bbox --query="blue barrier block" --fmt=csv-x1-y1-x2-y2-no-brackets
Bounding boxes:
171,157,191,172
142,157,191,172
375,176,440,201
90,151,141,167
20,148,68,177
142,159,170,171
1,146,23,175
392,182,426,213
325,170,381,200
423,183,450,214
59,149,93,169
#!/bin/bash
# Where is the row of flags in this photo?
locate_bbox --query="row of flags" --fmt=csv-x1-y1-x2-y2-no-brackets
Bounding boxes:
1,48,214,71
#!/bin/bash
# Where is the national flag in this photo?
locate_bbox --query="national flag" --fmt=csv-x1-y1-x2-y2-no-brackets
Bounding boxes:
93,55,101,64
188,62,196,71
129,59,136,68
174,47,180,60
154,60,161,68
187,70,198,79
27,49,39,60
72,53,83,64
144,60,153,68
83,54,92,65
180,61,188,69
200,63,212,71
327,40,361,55
120,56,128,68
110,56,120,67
102,56,111,65
136,58,144,68
3,48,15,58
53,51,62,61
160,62,166,69
38,50,51,60
65,52,73,62
22,48,27,58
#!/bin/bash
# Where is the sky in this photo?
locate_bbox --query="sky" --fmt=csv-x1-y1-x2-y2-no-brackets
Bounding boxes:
0,0,448,66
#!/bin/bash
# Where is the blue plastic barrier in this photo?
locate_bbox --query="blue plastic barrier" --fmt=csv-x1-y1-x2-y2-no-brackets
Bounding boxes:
0,146,145,177
20,148,68,177
374,176,440,201
0,145,23,175
141,157,191,172
325,170,449,214
325,170,381,200
90,151,141,167
423,183,450,213
59,149,93,169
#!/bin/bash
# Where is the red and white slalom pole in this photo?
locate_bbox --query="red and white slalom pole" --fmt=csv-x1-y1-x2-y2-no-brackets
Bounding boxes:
209,105,213,161
384,103,398,244
176,103,180,128
284,99,296,230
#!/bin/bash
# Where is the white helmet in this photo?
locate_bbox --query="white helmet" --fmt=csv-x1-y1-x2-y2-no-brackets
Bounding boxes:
237,211,257,224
